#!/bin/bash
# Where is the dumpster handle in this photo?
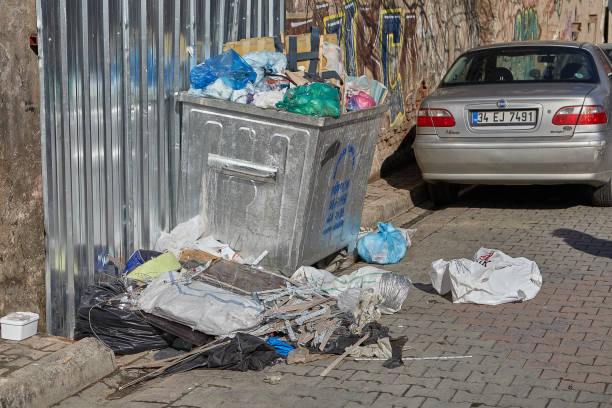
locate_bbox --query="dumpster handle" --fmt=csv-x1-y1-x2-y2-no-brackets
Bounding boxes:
208,154,277,183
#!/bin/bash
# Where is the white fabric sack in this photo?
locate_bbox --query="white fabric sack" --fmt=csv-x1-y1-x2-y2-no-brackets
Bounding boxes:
290,266,411,314
429,248,542,305
138,271,264,336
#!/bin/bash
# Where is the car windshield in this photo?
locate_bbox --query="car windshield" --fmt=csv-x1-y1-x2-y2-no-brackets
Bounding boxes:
602,47,612,62
441,46,598,86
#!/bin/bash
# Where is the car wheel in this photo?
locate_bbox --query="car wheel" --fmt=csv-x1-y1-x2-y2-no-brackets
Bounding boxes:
427,182,459,206
590,180,612,207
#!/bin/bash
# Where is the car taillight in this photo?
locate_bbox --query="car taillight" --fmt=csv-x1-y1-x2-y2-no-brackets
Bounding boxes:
552,105,607,125
418,108,456,127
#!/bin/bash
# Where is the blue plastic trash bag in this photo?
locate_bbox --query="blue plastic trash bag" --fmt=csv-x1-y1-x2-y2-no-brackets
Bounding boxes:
243,51,287,86
189,49,256,90
357,222,407,264
123,249,162,274
266,337,294,356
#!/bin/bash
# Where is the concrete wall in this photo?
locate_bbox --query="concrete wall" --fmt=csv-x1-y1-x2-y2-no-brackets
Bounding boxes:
285,0,607,179
0,0,46,330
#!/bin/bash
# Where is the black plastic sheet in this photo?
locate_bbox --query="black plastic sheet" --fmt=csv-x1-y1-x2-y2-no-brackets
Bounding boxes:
321,322,390,354
74,281,172,354
164,333,280,375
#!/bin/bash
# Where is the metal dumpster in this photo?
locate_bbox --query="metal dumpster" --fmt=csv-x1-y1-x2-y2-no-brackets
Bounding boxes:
176,91,387,274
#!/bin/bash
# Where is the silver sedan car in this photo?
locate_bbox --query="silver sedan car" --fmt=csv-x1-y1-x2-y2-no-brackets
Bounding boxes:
414,41,612,206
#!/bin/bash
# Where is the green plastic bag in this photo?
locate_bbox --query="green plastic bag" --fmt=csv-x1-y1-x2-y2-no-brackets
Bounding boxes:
276,83,340,118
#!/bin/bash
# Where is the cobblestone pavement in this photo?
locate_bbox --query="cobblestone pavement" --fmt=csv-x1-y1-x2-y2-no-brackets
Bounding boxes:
0,334,72,377
57,185,612,408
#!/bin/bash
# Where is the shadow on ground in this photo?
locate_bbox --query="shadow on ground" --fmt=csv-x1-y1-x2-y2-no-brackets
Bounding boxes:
552,228,612,258
448,184,589,210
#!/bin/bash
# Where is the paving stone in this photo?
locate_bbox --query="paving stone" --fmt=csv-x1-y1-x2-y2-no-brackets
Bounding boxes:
546,400,600,408
420,397,471,408
576,390,612,403
498,394,549,408
404,385,455,401
372,393,425,408
529,386,578,402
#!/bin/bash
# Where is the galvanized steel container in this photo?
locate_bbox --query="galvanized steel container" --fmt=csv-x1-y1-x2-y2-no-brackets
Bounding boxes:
176,92,386,274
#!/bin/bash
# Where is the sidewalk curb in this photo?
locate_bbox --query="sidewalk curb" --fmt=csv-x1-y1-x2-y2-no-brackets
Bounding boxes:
361,180,428,228
0,338,116,408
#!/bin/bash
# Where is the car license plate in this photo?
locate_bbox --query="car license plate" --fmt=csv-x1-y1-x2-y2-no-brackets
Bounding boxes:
471,110,537,126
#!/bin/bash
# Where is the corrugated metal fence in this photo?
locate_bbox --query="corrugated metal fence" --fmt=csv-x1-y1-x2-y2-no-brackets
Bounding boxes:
37,0,284,337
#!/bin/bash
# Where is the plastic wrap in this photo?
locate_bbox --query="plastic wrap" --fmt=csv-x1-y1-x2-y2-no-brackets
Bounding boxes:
189,49,256,90
242,51,287,85
154,215,206,256
291,266,411,314
378,272,412,314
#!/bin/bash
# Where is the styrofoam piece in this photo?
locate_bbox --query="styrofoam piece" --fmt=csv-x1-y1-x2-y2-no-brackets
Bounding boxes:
1,312,39,341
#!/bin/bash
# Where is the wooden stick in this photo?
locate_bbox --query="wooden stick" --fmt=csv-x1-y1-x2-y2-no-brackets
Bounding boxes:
119,340,232,390
197,274,251,295
320,334,369,377
318,318,340,352
266,297,330,315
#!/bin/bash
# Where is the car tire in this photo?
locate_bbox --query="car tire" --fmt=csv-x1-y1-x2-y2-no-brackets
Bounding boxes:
427,182,459,206
590,180,612,207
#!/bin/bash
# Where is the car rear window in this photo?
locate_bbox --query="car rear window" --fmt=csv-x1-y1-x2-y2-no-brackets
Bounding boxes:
441,46,598,86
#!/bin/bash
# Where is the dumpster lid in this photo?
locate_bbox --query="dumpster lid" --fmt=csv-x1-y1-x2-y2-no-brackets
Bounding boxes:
176,91,388,128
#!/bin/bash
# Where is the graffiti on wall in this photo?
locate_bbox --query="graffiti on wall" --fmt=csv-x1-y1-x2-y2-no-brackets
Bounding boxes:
323,0,359,75
514,7,540,41
286,0,605,168
380,8,404,126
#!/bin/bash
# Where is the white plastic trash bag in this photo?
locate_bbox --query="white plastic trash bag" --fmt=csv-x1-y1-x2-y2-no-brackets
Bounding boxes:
138,271,264,336
253,90,286,108
154,215,206,256
291,266,411,314
242,51,287,85
191,236,246,263
429,248,542,305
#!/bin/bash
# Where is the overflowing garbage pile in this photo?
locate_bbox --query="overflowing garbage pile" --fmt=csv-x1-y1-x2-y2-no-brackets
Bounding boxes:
186,36,387,118
75,216,414,389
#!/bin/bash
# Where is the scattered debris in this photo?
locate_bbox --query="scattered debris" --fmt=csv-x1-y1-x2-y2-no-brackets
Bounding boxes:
320,334,369,377
286,348,333,364
263,374,282,385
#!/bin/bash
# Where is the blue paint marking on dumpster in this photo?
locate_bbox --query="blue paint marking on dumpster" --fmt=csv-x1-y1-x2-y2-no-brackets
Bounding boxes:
323,144,356,235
